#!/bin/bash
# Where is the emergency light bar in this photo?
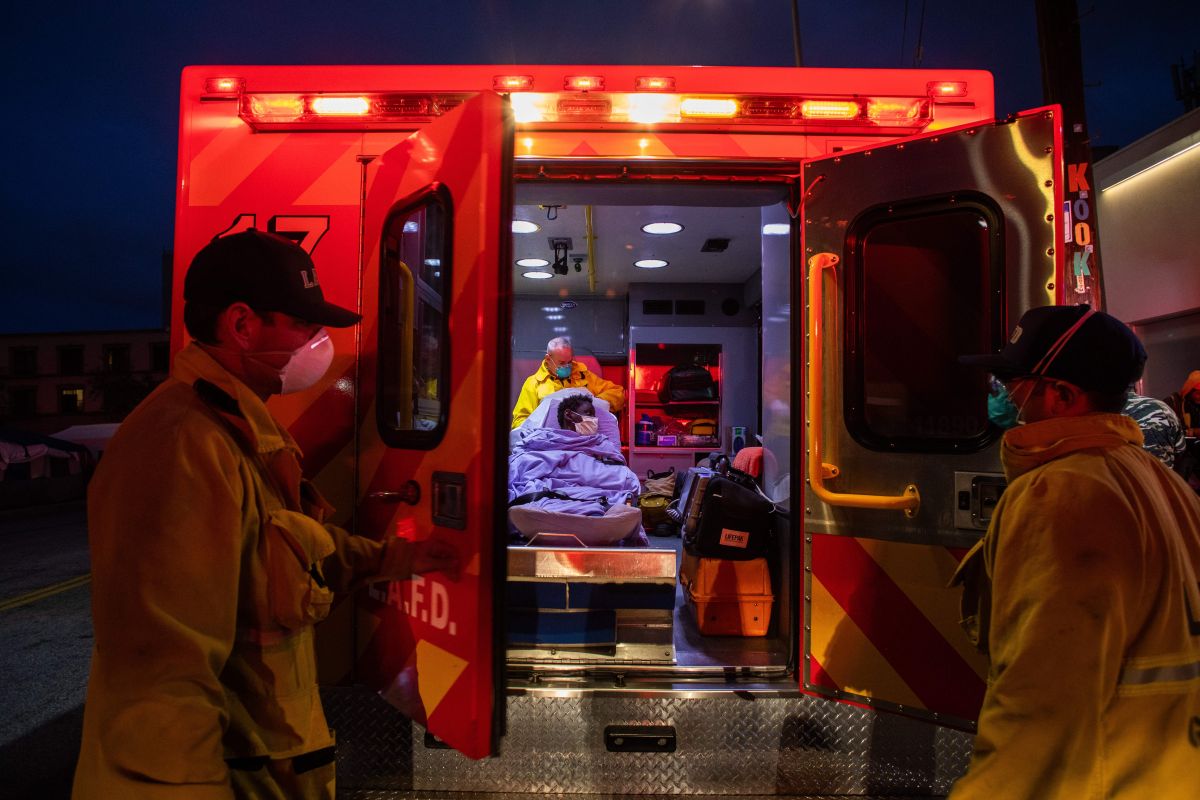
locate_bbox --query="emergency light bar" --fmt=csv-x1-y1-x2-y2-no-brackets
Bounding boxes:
511,93,932,127
240,92,471,130
239,91,933,131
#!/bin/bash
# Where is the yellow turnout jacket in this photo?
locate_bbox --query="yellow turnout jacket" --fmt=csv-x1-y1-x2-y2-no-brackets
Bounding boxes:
511,358,625,429
73,344,414,799
951,414,1200,799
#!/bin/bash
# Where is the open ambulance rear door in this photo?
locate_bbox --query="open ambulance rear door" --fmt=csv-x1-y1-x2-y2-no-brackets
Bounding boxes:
355,93,513,759
799,107,1064,728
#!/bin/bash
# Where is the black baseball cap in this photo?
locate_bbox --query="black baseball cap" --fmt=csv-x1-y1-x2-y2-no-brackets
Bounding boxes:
183,229,361,327
959,304,1146,393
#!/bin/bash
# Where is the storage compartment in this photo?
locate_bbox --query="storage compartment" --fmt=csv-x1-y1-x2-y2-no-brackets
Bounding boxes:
630,342,723,450
680,552,774,637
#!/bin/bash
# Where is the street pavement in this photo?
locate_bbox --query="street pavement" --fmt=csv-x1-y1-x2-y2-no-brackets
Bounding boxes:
0,502,91,799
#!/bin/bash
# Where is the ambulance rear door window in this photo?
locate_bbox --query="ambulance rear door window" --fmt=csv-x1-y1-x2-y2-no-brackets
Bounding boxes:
378,189,452,449
844,194,1003,453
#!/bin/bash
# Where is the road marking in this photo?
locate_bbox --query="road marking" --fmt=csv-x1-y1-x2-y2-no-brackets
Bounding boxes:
0,574,91,613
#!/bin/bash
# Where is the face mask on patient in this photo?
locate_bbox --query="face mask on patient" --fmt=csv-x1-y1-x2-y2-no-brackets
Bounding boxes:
563,407,598,435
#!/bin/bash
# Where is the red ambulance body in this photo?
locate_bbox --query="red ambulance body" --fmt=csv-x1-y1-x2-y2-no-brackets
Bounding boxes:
174,64,1072,791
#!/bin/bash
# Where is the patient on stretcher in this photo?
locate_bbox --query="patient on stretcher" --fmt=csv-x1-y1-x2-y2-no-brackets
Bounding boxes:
508,390,647,546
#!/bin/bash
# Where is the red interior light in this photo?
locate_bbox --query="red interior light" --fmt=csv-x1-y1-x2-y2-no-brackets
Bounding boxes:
927,81,968,98
565,75,605,92
635,76,676,91
494,75,534,91
205,77,244,94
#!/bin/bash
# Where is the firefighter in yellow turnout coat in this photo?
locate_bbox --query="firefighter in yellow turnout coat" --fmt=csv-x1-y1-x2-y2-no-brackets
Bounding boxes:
73,231,457,800
511,335,625,428
954,305,1200,800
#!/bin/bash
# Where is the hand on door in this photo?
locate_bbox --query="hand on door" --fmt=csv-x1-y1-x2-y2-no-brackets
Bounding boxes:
411,538,461,581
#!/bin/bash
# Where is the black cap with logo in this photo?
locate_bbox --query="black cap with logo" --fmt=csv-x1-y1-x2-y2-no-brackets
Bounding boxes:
183,229,361,328
959,304,1146,393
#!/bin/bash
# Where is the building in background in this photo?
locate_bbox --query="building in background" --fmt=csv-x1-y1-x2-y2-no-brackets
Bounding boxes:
0,330,170,435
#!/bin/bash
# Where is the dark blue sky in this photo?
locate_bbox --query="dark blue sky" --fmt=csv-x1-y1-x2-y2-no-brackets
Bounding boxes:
4,1,1193,334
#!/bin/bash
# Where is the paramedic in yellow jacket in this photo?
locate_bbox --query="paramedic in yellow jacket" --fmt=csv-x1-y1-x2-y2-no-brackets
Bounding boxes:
72,230,458,800
511,335,625,428
954,305,1200,800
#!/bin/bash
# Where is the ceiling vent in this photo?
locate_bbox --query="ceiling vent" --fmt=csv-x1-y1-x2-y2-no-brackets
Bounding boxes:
700,237,731,252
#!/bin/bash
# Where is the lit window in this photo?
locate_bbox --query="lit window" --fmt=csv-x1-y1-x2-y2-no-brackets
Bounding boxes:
845,194,1004,452
378,190,451,448
59,386,85,414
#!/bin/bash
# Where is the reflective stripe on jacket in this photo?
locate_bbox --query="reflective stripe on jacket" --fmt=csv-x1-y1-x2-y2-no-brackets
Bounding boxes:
73,344,413,799
511,358,625,429
950,413,1200,800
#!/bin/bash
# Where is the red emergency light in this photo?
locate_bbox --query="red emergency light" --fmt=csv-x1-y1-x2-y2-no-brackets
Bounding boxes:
635,76,676,91
928,81,968,98
494,75,534,91
564,75,605,92
240,92,470,130
204,77,244,94
799,99,860,120
311,96,371,115
240,89,934,132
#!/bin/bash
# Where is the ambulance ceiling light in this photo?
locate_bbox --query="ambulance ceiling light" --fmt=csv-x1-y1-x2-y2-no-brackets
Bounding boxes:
762,223,790,235
642,222,683,235
517,258,550,268
403,221,419,233
635,259,669,269
512,220,540,233
523,270,554,280
927,81,968,98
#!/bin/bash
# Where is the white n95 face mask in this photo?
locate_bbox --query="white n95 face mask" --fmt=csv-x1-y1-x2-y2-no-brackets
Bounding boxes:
574,415,599,436
276,330,334,394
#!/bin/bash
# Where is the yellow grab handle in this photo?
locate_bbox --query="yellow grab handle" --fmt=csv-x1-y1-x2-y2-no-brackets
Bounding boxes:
806,252,920,517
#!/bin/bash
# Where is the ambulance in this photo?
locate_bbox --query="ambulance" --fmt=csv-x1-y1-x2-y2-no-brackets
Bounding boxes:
173,64,1083,795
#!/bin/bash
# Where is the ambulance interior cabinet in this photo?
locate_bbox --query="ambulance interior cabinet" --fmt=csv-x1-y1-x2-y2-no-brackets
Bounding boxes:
631,342,722,448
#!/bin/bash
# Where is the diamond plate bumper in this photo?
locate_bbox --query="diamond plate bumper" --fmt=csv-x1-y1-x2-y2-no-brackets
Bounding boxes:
324,687,972,797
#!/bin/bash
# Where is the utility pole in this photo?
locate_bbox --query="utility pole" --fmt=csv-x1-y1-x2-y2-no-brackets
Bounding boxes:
1035,0,1103,308
790,0,803,67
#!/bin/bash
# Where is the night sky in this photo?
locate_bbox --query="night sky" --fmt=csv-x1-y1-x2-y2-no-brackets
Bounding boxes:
4,0,1194,334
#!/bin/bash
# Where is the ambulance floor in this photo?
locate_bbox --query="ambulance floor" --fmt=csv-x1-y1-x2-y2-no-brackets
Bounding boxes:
644,533,789,669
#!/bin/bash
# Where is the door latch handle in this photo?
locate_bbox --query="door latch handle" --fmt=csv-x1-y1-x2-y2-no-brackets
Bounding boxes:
368,480,421,505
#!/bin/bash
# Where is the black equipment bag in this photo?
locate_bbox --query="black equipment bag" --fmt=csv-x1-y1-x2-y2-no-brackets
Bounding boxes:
658,364,717,403
681,471,775,561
